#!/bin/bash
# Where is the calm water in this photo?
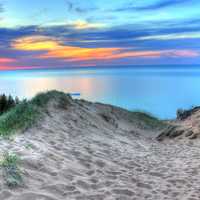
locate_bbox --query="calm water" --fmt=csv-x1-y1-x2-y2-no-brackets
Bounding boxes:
1,67,200,119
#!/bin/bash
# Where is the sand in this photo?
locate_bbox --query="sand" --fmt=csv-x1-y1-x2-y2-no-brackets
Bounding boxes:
0,99,200,200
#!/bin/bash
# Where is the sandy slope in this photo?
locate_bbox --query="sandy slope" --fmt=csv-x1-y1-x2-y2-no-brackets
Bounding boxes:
157,106,200,141
0,98,200,200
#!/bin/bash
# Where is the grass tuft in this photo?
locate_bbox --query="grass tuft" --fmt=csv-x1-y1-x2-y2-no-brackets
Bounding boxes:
0,152,23,188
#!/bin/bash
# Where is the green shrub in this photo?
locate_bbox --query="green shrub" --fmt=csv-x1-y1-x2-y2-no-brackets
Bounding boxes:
0,152,23,188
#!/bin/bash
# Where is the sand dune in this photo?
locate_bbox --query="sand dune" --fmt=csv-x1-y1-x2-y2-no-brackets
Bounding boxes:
0,94,200,200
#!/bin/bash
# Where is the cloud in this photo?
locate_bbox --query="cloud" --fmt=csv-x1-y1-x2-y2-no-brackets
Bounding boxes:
12,35,60,50
11,35,199,64
1,17,199,49
45,20,106,30
137,32,200,41
0,65,44,70
0,57,15,63
12,35,121,61
135,0,188,11
64,0,97,13
0,16,199,70
69,20,106,30
0,19,198,56
0,57,16,70
115,0,191,12
164,50,199,57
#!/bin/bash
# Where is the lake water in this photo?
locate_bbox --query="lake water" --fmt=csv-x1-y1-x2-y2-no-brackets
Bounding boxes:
1,66,200,119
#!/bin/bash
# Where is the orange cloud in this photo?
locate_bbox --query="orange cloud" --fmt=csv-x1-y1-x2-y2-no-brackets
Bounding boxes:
42,49,199,62
12,36,60,51
12,35,200,63
12,35,122,61
41,46,122,61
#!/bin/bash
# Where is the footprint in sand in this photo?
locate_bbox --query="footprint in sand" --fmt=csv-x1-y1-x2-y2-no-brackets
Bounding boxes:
76,180,91,190
41,184,77,198
112,188,135,196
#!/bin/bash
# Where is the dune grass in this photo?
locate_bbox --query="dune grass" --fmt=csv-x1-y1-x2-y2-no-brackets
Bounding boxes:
0,101,39,137
0,90,71,137
31,90,71,108
0,152,23,188
130,111,166,130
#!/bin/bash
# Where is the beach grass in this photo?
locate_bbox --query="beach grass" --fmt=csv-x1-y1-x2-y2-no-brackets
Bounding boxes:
130,111,166,129
31,90,71,108
0,152,23,188
0,100,39,137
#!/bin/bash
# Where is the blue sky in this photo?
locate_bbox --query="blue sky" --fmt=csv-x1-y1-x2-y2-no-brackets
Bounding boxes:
0,0,200,70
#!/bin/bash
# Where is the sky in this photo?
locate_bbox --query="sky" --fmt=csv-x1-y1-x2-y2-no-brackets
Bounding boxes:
0,0,200,70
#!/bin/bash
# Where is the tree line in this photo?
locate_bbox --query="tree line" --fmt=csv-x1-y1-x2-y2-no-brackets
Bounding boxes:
0,94,20,115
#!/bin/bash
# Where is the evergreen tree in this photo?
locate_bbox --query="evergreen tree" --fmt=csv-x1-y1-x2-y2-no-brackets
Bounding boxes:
7,95,15,109
0,94,19,115
0,94,7,113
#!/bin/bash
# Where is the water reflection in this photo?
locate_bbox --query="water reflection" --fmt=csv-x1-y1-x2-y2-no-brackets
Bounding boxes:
0,67,200,119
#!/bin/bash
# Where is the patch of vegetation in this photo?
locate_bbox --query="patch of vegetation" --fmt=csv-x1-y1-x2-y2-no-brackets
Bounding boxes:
31,90,71,109
130,111,166,130
0,90,71,137
0,152,23,188
0,100,39,137
25,143,34,150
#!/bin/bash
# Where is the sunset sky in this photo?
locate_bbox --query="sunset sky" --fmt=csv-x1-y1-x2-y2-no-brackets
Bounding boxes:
0,0,200,70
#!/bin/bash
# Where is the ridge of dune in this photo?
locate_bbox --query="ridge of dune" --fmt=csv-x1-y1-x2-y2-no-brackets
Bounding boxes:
0,91,200,200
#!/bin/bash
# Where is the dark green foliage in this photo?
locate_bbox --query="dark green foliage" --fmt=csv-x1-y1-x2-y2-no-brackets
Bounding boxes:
0,152,23,188
0,100,39,136
0,94,7,114
8,95,15,108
